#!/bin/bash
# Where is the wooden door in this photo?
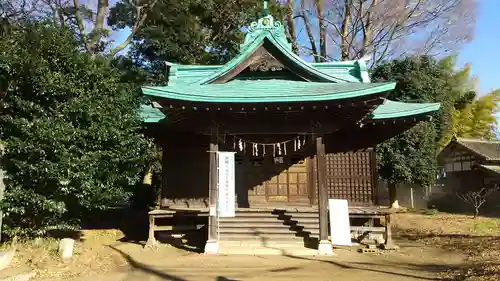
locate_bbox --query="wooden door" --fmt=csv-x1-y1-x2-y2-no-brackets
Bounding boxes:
246,154,310,206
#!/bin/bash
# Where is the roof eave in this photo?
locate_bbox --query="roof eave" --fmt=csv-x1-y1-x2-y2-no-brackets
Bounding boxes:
140,105,166,123
369,101,441,120
141,82,396,103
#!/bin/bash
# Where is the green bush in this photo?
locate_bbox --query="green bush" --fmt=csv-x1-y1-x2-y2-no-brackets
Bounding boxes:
0,22,153,237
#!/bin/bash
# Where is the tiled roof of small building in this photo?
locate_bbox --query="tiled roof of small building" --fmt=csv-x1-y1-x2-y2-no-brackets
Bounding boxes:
454,137,500,161
476,164,500,175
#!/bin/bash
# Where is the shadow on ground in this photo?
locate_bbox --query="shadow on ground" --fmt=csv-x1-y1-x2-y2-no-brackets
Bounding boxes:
76,208,467,281
252,234,461,281
110,245,187,281
79,207,207,252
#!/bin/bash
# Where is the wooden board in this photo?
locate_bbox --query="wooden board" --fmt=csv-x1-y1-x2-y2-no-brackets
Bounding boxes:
325,150,375,205
239,154,310,206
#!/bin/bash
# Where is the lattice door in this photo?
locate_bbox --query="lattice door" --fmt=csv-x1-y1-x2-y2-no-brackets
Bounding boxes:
324,150,375,205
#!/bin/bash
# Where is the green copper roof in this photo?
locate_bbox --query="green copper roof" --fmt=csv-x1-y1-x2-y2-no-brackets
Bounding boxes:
198,34,349,84
165,14,371,85
140,8,441,122
142,80,396,103
370,100,441,119
168,60,368,85
139,98,441,123
140,104,165,123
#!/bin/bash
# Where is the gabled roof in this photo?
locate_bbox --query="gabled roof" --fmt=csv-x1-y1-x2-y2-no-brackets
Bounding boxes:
451,137,500,161
140,9,441,122
142,80,396,103
167,15,371,86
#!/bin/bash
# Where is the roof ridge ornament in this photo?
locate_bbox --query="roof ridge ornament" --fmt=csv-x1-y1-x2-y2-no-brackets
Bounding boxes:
240,1,291,53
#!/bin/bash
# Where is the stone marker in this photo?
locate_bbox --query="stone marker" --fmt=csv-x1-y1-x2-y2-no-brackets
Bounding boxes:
58,238,75,260
0,249,15,271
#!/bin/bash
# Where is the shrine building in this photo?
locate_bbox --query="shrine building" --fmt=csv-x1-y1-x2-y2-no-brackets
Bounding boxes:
139,3,441,255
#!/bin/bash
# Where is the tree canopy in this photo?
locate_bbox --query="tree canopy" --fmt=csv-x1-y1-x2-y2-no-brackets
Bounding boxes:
0,22,153,236
449,90,500,140
372,56,476,187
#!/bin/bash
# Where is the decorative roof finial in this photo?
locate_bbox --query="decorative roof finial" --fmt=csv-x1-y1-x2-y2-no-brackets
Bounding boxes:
263,0,269,16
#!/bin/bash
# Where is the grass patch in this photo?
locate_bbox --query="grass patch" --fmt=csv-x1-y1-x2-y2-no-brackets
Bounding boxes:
394,213,500,281
422,208,440,216
471,220,500,235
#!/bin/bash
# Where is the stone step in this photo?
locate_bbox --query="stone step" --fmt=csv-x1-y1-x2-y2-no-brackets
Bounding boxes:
285,218,319,225
219,217,281,223
231,212,279,217
220,227,316,235
220,233,308,241
220,223,318,232
219,222,293,228
219,219,319,231
276,212,319,218
220,216,319,225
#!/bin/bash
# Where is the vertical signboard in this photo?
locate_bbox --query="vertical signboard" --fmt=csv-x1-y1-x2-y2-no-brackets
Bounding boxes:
217,151,236,217
328,199,351,246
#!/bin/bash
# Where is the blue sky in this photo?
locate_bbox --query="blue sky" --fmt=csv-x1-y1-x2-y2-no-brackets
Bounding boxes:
456,0,499,95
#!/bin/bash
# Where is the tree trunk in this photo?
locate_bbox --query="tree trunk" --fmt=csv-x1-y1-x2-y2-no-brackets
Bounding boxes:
143,165,153,185
300,0,319,62
88,0,108,54
388,182,399,209
360,0,376,58
285,0,299,54
340,0,351,60
315,0,326,62
473,207,479,219
0,143,4,242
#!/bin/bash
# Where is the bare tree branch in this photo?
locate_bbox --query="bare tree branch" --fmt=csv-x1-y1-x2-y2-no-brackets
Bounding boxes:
457,185,500,218
315,0,326,61
109,0,159,57
87,0,109,54
300,0,319,62
71,0,90,52
295,0,477,64
285,0,299,55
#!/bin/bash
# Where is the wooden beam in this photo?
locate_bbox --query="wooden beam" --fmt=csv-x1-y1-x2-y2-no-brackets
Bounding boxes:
316,136,328,238
205,128,219,253
316,135,333,255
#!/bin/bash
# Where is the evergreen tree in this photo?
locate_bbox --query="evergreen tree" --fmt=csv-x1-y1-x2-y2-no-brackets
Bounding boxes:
450,90,500,140
0,22,153,236
372,56,476,208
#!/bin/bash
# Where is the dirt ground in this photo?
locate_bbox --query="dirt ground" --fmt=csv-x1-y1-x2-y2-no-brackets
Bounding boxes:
8,211,500,281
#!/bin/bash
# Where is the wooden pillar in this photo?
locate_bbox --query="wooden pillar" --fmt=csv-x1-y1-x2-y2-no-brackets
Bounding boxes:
205,132,219,254
316,136,333,255
145,213,157,248
382,213,399,250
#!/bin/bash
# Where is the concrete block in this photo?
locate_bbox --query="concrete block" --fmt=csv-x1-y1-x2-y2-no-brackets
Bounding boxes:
204,240,219,254
317,240,334,256
0,249,15,271
58,238,75,260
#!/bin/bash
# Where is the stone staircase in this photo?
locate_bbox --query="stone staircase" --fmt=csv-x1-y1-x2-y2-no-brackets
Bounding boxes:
218,209,320,255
